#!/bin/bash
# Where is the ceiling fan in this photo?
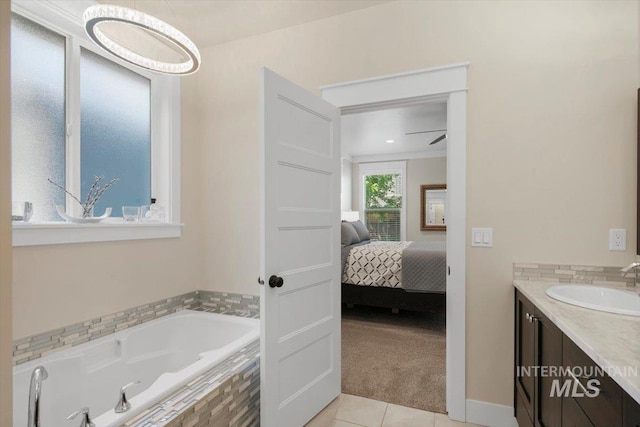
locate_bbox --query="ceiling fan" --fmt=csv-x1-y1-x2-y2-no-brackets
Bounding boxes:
405,129,447,145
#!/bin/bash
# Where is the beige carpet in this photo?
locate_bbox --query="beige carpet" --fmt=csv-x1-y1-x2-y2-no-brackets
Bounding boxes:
341,304,446,414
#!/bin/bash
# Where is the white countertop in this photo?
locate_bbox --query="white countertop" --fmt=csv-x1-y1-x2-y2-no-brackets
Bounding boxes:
514,280,640,403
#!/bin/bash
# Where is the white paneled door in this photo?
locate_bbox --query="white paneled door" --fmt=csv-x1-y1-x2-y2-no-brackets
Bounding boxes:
259,68,341,427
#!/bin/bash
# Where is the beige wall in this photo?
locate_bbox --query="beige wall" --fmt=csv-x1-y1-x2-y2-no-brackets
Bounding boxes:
186,0,639,407
11,80,204,339
1,0,12,423
406,157,447,242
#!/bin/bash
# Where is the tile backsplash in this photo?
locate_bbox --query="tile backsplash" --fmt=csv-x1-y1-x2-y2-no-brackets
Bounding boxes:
12,290,260,366
198,290,260,318
514,262,635,286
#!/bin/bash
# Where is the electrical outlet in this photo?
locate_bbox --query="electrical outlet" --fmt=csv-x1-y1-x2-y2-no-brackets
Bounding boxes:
609,229,627,251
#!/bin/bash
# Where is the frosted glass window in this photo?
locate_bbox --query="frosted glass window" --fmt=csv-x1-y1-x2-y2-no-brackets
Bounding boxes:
80,48,151,217
11,14,66,222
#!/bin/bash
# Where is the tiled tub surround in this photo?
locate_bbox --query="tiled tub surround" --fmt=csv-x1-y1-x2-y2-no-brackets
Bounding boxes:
12,290,260,366
514,262,635,286
13,310,259,427
125,340,260,427
514,280,640,403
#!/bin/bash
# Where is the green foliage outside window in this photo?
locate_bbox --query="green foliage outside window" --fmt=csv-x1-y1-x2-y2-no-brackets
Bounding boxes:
365,174,401,208
364,174,401,241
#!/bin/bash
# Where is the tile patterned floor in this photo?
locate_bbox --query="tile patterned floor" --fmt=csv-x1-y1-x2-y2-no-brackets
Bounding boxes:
305,394,485,427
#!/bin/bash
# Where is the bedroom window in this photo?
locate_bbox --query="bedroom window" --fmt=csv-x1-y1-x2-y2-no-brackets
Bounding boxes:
11,4,181,246
359,161,407,241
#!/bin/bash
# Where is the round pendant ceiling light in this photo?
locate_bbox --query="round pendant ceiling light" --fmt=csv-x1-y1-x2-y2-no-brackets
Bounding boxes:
83,5,201,75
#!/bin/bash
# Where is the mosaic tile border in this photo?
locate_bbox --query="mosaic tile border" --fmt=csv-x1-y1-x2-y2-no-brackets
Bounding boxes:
12,290,260,366
198,290,260,318
124,340,260,427
514,262,635,286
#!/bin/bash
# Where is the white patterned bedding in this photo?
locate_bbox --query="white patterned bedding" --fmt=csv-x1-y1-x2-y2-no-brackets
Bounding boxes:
342,241,412,288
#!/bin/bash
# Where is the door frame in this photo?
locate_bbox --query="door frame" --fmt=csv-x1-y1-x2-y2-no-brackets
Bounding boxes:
321,62,468,422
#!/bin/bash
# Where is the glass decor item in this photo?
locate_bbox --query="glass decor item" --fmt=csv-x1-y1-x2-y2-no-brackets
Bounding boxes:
147,199,165,222
122,206,141,222
140,198,165,222
11,201,33,222
139,205,151,221
83,5,201,75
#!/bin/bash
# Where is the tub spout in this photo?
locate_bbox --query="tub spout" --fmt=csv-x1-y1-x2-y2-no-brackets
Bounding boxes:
27,366,48,427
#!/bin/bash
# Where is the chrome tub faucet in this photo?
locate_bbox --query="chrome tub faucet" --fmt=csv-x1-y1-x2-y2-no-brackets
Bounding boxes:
114,380,141,413
67,407,95,427
621,262,640,286
27,366,48,427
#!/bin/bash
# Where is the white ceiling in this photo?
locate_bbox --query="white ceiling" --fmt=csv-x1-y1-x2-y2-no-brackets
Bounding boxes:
98,0,390,48
341,102,448,160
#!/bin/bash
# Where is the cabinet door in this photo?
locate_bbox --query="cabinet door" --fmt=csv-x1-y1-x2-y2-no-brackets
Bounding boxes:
563,396,595,427
534,309,563,427
563,336,622,427
624,392,640,427
516,291,536,422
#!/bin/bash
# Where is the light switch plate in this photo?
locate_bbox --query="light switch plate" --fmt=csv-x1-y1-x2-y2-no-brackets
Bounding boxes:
609,229,627,251
472,228,493,247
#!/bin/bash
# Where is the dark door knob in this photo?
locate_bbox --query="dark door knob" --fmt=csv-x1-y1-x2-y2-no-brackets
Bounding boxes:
268,275,284,288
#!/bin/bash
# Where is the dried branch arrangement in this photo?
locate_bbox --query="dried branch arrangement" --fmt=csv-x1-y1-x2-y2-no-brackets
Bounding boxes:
48,176,119,218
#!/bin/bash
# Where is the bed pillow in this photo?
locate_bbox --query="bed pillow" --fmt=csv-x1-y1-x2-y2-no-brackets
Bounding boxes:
341,222,360,246
350,220,371,242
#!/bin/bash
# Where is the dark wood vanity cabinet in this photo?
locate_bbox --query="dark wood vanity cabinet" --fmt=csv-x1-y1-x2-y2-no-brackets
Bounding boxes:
563,394,594,427
515,289,640,427
625,392,640,427
563,337,622,426
515,292,535,424
515,291,562,427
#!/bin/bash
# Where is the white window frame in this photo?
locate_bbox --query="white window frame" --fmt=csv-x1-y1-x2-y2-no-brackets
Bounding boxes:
358,161,407,241
11,0,182,246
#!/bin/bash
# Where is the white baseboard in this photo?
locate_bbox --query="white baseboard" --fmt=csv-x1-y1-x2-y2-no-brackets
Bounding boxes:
465,399,518,427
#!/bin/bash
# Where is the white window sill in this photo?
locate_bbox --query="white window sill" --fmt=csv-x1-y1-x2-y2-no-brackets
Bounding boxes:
12,220,183,247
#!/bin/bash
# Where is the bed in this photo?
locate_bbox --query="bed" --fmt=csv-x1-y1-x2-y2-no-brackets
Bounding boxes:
340,221,446,312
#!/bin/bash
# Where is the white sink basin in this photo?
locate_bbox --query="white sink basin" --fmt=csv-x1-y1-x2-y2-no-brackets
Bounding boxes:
546,285,640,317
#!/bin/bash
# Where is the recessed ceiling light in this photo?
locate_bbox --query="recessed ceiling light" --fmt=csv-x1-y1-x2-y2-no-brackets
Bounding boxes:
386,139,395,144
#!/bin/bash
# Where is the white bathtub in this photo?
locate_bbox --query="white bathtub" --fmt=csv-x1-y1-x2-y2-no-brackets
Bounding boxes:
13,310,260,427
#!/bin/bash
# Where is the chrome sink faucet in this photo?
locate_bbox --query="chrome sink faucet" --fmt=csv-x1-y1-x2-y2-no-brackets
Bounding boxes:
27,366,48,427
621,262,640,286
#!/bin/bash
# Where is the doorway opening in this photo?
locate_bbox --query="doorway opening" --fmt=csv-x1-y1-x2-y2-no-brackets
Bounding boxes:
321,63,468,422
339,101,448,414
